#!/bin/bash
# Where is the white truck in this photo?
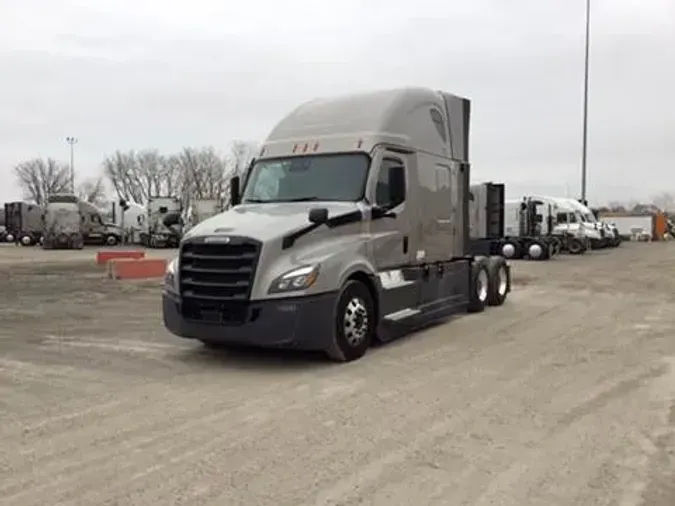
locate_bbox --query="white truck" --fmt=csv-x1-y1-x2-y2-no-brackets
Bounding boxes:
507,195,596,255
186,199,223,230
141,197,184,248
162,87,513,362
560,198,620,248
469,183,558,260
500,196,561,260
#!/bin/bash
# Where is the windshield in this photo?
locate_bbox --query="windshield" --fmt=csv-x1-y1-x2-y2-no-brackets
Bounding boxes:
242,153,370,203
582,212,596,222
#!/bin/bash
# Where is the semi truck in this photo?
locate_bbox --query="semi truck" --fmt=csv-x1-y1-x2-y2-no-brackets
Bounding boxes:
141,197,183,248
3,202,43,245
525,195,597,254
468,183,558,260
79,201,124,246
186,199,223,230
501,197,561,260
162,87,512,362
42,194,84,249
562,198,620,248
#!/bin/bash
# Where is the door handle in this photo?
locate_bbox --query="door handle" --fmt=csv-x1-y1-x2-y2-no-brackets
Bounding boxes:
402,235,409,254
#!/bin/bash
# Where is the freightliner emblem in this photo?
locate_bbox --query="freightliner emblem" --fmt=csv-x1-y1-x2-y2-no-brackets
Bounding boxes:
204,236,231,243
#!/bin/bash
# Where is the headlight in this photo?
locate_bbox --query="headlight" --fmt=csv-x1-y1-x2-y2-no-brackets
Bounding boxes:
164,257,178,291
268,265,319,294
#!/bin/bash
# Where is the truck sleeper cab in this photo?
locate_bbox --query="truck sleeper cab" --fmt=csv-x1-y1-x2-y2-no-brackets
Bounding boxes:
162,88,512,362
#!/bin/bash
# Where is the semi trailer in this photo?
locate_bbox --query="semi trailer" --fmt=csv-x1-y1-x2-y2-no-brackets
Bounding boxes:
162,87,513,362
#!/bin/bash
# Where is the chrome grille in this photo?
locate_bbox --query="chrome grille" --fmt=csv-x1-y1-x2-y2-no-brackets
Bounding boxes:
179,236,261,324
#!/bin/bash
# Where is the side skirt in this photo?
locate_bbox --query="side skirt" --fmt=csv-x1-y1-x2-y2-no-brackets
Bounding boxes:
375,259,472,342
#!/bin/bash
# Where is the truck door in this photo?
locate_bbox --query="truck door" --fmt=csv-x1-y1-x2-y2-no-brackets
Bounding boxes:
368,151,416,315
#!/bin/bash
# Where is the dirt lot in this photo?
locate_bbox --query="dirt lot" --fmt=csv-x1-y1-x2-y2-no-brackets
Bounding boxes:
1,242,675,506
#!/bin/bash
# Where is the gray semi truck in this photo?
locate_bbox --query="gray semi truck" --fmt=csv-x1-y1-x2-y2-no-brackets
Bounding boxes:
162,87,512,362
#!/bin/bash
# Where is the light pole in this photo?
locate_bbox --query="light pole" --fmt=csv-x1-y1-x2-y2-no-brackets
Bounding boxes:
580,0,591,205
65,136,78,193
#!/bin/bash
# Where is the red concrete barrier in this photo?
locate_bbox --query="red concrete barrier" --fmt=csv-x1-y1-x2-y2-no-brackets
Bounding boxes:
107,258,168,280
96,250,145,265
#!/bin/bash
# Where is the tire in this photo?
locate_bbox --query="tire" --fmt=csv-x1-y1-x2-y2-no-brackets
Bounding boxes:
486,256,509,306
527,240,547,260
468,258,489,313
5,234,14,243
105,234,119,246
20,235,33,246
567,238,585,255
325,280,375,362
550,237,562,256
501,240,520,259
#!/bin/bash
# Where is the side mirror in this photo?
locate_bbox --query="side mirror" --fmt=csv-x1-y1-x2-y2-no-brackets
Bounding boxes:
387,166,405,207
230,176,241,206
308,207,329,225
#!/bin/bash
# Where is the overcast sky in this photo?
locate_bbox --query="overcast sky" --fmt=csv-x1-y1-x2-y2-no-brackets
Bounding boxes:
1,0,673,205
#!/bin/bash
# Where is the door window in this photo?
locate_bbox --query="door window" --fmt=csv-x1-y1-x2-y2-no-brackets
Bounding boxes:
375,158,406,209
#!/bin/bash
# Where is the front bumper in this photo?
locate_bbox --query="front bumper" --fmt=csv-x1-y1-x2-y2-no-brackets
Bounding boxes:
162,291,338,351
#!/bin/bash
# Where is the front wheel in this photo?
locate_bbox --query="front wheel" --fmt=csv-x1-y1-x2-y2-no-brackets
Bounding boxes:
567,238,585,255
20,235,33,246
325,280,375,362
105,234,119,246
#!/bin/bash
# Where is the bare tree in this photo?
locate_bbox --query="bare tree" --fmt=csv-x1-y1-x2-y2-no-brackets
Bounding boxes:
102,142,261,208
103,149,172,204
77,177,107,206
229,140,259,175
103,150,144,203
13,158,71,205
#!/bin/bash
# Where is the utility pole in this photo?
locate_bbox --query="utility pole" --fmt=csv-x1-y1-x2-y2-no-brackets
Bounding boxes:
580,0,591,205
65,136,78,193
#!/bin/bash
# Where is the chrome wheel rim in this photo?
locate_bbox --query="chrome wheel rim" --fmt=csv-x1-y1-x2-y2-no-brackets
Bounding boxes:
477,270,488,302
343,297,369,346
498,266,508,296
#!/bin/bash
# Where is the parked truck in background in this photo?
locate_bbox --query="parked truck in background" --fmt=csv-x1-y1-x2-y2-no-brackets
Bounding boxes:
141,197,183,248
3,202,43,245
186,199,223,230
527,195,596,254
0,208,5,241
162,87,512,362
501,196,560,260
79,201,124,246
42,194,84,249
562,199,619,248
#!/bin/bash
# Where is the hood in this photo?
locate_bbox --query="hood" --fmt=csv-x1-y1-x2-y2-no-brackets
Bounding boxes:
183,201,361,242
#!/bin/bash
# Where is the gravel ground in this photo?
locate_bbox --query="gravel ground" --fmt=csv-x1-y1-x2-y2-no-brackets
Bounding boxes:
1,242,674,506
